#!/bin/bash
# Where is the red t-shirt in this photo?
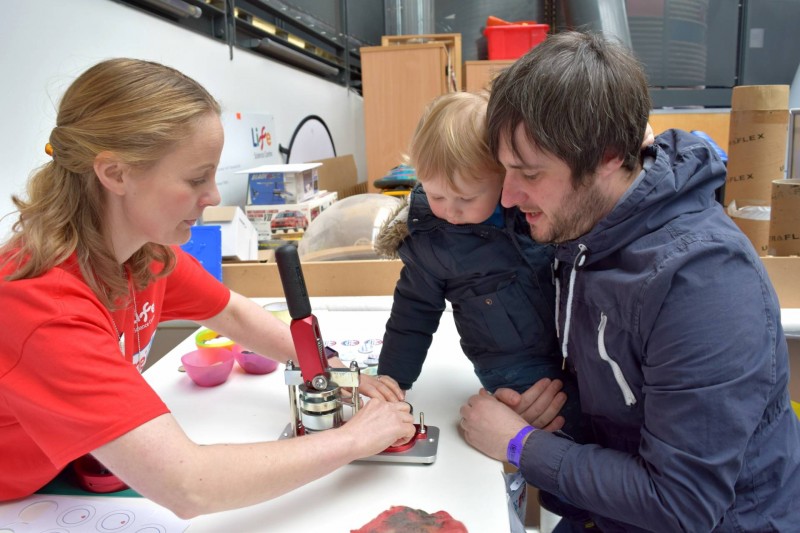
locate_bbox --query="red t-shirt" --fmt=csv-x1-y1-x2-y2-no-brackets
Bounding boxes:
0,247,230,500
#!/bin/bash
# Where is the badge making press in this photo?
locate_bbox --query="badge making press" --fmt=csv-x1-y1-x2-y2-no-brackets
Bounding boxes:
274,244,439,463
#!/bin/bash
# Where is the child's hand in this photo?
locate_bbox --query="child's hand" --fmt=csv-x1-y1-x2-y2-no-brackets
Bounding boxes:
493,378,566,432
357,373,405,402
328,357,404,401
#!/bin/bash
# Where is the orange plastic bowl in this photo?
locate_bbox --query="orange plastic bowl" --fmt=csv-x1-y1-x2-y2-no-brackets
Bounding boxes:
181,348,234,387
232,345,279,375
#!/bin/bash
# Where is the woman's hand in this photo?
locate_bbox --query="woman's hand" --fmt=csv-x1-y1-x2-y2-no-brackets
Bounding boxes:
342,397,416,456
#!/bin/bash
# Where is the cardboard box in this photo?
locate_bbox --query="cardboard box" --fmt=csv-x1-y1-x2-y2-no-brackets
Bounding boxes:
257,249,276,262
244,191,338,243
201,206,258,261
734,215,771,256
243,163,321,205
762,256,800,404
768,179,800,256
727,201,771,256
724,85,790,206
789,337,800,402
762,256,800,308
312,155,364,200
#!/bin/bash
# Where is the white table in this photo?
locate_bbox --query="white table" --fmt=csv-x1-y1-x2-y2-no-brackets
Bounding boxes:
5,298,797,532
783,308,800,339
111,301,800,533
144,296,510,532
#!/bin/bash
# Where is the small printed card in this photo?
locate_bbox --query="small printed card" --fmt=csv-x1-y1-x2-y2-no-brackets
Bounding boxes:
324,336,383,368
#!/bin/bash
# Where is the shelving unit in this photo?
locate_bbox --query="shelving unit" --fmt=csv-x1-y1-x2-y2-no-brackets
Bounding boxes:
381,33,462,91
464,59,515,92
360,42,451,192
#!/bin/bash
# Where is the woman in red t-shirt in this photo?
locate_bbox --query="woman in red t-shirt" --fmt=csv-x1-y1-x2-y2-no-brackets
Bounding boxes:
0,58,412,516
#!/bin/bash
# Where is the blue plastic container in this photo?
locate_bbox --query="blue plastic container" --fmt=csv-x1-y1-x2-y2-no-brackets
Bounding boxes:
181,225,222,281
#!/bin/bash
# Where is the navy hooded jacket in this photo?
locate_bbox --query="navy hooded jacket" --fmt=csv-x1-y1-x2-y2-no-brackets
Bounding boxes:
519,130,800,531
375,183,559,390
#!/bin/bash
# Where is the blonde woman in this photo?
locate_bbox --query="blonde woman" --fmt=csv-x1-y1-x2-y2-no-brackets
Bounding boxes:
0,58,412,516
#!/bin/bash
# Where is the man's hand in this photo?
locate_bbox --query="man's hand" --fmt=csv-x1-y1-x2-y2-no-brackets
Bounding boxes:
459,389,529,461
493,378,566,431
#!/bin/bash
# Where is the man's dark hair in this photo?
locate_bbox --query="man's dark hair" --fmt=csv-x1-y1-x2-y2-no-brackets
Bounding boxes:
487,31,651,185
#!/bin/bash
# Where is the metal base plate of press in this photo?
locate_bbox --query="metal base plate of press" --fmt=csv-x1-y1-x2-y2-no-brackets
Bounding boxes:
279,424,440,464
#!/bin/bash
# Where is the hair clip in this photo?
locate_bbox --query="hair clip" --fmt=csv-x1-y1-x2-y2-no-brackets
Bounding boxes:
44,143,54,157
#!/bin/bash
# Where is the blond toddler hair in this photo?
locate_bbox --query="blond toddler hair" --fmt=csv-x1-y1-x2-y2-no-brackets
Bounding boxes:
408,91,504,192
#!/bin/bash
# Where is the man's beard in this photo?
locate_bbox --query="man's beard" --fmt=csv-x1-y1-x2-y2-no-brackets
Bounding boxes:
539,178,616,244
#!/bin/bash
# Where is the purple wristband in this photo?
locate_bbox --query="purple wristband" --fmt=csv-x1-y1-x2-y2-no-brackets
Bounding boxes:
506,426,536,467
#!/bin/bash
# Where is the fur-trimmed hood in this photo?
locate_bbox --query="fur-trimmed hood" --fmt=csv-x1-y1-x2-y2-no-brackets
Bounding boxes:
374,197,410,259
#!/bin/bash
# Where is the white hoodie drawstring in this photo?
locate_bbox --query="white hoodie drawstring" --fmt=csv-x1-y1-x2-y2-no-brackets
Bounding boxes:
554,258,561,339
558,244,587,369
556,244,636,406
598,313,637,406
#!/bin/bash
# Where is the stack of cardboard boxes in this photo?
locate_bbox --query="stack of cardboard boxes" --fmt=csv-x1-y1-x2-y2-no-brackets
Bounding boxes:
200,206,259,262
240,162,338,249
720,85,800,316
186,155,363,274
724,85,791,256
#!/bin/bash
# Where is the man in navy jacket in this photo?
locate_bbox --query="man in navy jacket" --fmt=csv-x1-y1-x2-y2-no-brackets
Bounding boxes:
459,31,800,532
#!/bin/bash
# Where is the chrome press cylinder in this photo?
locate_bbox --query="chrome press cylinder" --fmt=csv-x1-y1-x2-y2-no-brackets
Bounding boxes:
299,384,343,432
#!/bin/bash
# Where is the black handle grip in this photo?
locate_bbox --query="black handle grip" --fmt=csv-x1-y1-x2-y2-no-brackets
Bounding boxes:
275,244,312,319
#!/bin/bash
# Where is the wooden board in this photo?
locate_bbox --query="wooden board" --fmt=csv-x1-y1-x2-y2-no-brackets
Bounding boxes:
648,110,730,151
222,259,403,297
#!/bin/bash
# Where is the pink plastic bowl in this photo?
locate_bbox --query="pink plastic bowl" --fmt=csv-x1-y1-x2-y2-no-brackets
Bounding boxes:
232,345,279,375
181,348,234,387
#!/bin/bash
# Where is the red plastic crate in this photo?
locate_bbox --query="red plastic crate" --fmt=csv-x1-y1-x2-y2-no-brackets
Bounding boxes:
484,23,549,60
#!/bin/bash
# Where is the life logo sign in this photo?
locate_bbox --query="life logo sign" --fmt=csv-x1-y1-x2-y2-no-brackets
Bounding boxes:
134,301,156,332
251,126,272,152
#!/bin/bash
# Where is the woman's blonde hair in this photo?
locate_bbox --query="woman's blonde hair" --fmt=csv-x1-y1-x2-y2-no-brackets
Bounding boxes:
1,58,221,309
408,91,504,191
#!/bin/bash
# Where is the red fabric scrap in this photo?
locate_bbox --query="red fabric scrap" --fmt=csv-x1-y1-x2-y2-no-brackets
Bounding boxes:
351,505,468,533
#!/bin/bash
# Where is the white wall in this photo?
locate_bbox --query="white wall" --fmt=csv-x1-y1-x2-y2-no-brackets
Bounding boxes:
0,0,366,238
